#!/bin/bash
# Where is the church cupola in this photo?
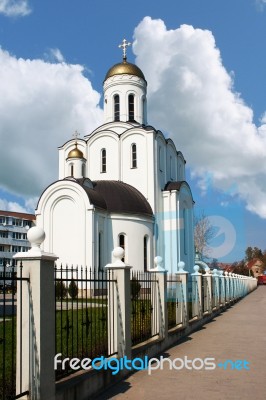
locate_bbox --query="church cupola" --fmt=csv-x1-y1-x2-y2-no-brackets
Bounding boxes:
103,39,147,125
66,132,86,179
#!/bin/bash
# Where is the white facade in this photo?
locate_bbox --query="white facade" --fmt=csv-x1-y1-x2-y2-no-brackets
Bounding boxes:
36,54,195,273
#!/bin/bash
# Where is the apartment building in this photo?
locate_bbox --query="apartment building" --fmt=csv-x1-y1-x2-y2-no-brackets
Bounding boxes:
0,210,35,272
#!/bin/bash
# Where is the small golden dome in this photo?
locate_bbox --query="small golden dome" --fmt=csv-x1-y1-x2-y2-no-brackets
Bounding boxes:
104,60,146,82
67,143,84,159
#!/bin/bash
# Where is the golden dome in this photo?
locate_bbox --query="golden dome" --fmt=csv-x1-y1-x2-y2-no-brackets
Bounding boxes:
104,60,146,82
67,144,84,159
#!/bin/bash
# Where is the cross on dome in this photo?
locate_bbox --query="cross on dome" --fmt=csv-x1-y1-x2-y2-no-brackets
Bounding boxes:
72,130,80,142
118,38,131,61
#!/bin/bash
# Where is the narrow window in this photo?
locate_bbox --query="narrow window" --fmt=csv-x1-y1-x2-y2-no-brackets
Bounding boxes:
82,163,86,177
98,232,103,271
159,147,163,172
128,94,134,121
142,97,146,121
114,94,120,121
119,234,125,262
131,143,137,168
170,156,173,180
101,149,106,173
70,164,74,177
144,236,148,272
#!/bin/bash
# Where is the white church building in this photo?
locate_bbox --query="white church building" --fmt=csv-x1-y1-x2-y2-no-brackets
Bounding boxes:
36,40,195,273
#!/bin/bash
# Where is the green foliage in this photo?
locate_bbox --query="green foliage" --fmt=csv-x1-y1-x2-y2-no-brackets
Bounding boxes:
245,246,263,262
130,276,141,300
55,281,68,300
232,261,250,276
68,280,79,299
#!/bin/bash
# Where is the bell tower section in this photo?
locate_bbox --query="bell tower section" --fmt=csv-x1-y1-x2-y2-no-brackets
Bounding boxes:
103,39,147,125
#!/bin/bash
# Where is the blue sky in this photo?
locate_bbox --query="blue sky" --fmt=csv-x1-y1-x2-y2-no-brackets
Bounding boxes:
0,0,266,262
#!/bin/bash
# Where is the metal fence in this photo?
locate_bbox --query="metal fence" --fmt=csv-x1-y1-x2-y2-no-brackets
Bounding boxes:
0,260,29,400
130,270,159,347
167,275,183,330
54,264,116,380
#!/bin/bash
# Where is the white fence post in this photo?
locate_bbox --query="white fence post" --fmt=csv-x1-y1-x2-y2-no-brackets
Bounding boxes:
176,261,188,327
203,266,212,314
219,270,225,306
105,247,132,359
191,265,202,319
212,269,220,309
153,257,168,340
14,227,57,400
224,271,230,304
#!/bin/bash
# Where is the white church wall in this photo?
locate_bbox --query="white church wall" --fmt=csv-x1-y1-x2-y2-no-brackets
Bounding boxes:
166,142,178,183
178,185,195,274
109,214,153,271
87,132,119,181
121,131,148,199
36,181,94,269
103,75,146,124
88,121,133,137
162,190,179,274
177,154,186,181
156,135,167,190
58,139,87,180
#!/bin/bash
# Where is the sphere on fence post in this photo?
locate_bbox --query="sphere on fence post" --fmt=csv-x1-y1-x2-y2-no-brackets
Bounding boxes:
27,226,46,254
154,256,165,272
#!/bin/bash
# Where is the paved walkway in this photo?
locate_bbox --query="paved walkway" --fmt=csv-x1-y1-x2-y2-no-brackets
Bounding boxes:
95,286,266,400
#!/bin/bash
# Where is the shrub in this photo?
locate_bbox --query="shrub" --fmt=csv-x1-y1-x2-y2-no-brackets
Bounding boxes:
55,281,68,300
130,276,141,300
68,280,79,299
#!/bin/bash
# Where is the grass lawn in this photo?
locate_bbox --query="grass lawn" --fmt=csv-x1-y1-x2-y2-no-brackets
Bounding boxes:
0,317,16,399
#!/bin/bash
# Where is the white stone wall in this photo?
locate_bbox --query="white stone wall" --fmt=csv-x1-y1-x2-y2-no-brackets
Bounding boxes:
109,214,154,271
103,74,147,124
36,180,94,269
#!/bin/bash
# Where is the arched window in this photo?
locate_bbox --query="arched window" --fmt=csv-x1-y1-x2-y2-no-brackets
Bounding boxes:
114,94,120,121
131,143,137,168
128,94,135,121
82,163,86,177
144,236,149,272
101,149,106,173
119,234,126,262
70,164,74,177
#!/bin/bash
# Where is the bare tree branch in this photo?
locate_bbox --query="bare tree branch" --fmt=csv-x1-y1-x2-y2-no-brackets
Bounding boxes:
194,211,216,259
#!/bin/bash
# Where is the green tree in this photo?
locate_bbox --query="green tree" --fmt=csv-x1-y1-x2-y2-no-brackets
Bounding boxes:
68,280,79,299
130,277,141,300
245,246,253,262
55,281,68,300
232,260,250,276
245,246,264,262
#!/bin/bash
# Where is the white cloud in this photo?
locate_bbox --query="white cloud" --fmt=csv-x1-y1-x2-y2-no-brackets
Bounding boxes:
0,0,31,17
0,47,103,203
133,17,266,218
0,198,29,213
46,48,65,63
256,0,266,10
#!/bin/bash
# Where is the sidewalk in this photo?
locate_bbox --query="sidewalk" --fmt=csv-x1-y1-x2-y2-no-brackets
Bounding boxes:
94,286,266,400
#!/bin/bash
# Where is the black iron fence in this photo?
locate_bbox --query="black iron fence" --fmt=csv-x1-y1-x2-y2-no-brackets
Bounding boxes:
0,260,29,400
130,270,159,347
54,264,116,380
